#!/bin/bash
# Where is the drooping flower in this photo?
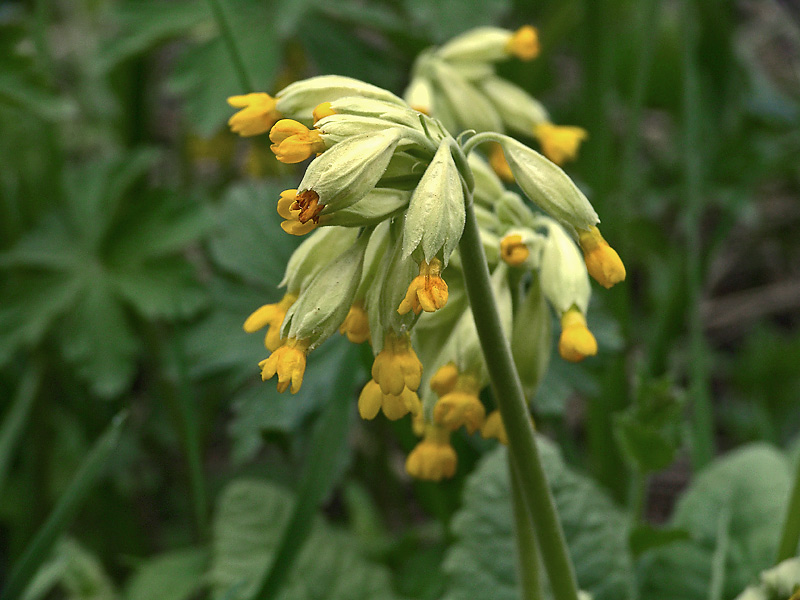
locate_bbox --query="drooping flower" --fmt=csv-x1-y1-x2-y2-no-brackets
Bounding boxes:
534,123,588,166
243,293,298,351
371,331,423,396
433,371,486,434
405,424,457,481
269,119,326,163
577,226,626,289
398,258,449,315
227,93,281,136
480,410,508,445
339,303,370,344
358,380,422,421
500,234,530,267
558,307,597,362
505,25,540,61
259,338,311,393
277,189,323,236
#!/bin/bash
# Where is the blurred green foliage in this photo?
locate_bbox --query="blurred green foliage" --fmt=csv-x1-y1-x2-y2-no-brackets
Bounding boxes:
1,0,799,599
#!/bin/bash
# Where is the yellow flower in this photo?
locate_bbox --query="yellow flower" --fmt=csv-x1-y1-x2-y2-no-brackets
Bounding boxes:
429,363,459,396
577,226,626,289
405,424,457,481
243,293,298,352
397,258,449,315
488,142,514,183
371,331,423,396
480,410,508,445
534,123,588,165
433,372,485,434
227,93,282,137
339,303,370,344
558,307,597,362
358,380,422,421
506,25,540,61
312,102,336,123
500,234,530,266
259,337,311,394
269,119,326,163
277,189,323,236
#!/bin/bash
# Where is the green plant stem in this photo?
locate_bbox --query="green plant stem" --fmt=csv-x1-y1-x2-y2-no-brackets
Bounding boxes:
0,364,41,495
776,454,800,561
458,189,580,600
205,0,255,93
0,412,127,600
509,454,544,600
681,3,715,470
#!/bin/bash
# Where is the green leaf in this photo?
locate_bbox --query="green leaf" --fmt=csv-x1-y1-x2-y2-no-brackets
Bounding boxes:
638,444,793,600
209,479,401,600
22,538,116,600
442,441,635,600
209,181,299,287
59,282,139,398
124,548,208,600
0,72,77,123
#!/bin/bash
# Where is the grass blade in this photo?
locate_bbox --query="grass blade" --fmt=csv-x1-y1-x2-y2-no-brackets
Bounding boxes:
0,364,41,494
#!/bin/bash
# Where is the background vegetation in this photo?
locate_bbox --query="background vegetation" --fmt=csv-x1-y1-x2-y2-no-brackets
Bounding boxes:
1,0,799,598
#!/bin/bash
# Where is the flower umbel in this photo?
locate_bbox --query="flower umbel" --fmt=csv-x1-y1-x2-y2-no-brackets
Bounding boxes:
405,424,457,481
398,258,449,315
227,93,281,136
534,123,588,165
269,119,326,163
558,307,597,362
243,293,297,351
259,337,311,394
578,226,626,289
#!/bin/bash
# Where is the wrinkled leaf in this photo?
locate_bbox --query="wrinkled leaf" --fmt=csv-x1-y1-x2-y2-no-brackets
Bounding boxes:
124,547,207,600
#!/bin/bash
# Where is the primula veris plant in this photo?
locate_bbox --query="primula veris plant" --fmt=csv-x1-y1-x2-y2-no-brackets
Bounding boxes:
227,30,626,484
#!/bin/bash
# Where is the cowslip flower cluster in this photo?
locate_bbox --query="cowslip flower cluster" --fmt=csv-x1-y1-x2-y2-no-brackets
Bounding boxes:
228,63,624,480
403,26,588,177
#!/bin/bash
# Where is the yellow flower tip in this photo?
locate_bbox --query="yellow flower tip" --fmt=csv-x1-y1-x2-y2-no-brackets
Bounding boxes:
371,332,423,395
358,379,383,420
411,105,430,115
558,309,598,363
339,303,370,344
500,234,530,267
430,362,459,396
434,390,486,434
277,189,324,236
506,25,540,61
312,102,336,123
358,380,421,421
397,258,449,315
411,413,426,437
258,338,310,394
226,93,281,137
488,142,515,183
243,294,297,352
534,123,588,165
405,426,457,481
480,410,508,445
578,226,626,289
269,119,326,163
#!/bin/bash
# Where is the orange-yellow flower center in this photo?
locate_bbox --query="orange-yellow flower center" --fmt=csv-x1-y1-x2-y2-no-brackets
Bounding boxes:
258,337,311,394
312,102,336,123
500,234,530,267
533,123,588,165
398,258,449,315
578,226,626,289
277,189,324,236
558,308,597,363
227,93,281,137
506,26,540,61
269,119,326,164
243,293,298,351
405,424,457,481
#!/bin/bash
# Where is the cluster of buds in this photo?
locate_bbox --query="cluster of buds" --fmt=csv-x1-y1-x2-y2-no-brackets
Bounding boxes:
228,51,624,481
403,26,588,178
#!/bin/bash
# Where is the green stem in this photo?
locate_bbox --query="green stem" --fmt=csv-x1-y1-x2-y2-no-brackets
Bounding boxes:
509,454,544,600
0,364,41,495
776,454,800,561
0,412,127,600
461,132,508,157
205,0,255,93
458,189,580,600
681,3,715,470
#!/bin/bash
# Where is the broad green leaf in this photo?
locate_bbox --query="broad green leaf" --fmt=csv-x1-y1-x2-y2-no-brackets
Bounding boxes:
442,441,635,600
638,444,793,600
124,548,207,600
209,181,299,287
209,479,400,600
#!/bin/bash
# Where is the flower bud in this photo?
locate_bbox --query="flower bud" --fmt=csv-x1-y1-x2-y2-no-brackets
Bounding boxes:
437,26,536,63
404,76,435,114
511,276,551,396
405,423,457,481
578,225,626,288
275,75,406,123
299,128,403,212
478,76,549,135
269,119,327,163
498,135,599,235
431,60,503,133
558,307,597,362
227,93,281,136
402,141,465,265
539,219,591,315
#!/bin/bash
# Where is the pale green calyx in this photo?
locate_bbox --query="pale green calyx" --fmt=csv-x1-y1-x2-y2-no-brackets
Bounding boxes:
279,226,359,292
299,129,403,212
329,96,428,132
437,27,515,63
538,219,591,315
498,135,600,235
402,141,465,266
282,232,369,348
320,188,411,228
275,75,405,122
403,77,435,114
431,60,503,133
468,152,506,207
479,76,549,134
511,274,551,398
